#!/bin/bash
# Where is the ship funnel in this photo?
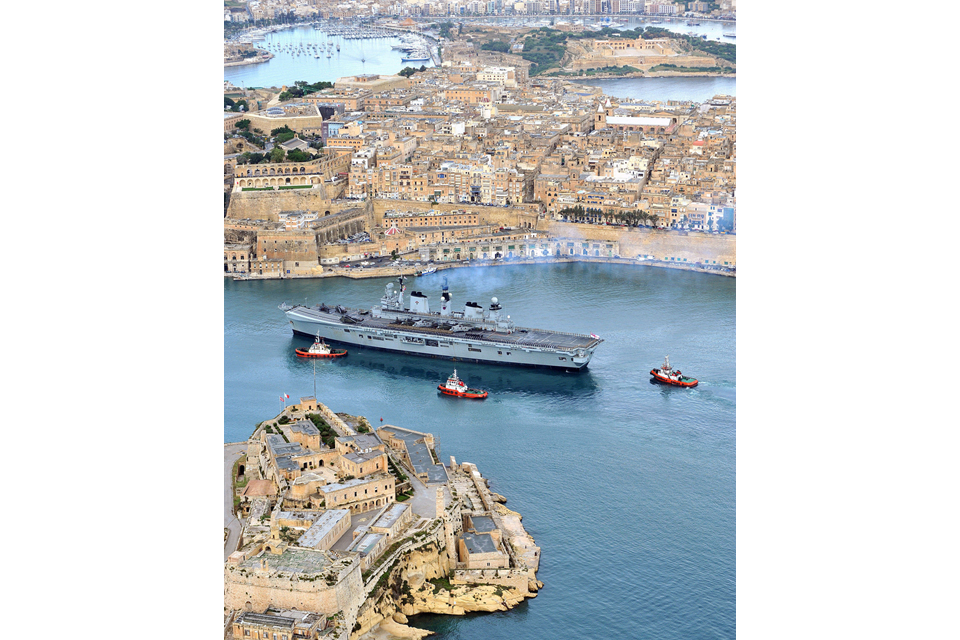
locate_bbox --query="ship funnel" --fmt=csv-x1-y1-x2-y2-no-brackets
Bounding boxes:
440,277,452,316
410,291,429,314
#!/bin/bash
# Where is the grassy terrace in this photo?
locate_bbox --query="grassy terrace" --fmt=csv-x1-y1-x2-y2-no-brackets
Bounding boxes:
502,26,735,76
649,64,733,74
547,65,640,77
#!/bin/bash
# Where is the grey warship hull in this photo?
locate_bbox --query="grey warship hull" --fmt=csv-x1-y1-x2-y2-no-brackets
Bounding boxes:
280,279,602,371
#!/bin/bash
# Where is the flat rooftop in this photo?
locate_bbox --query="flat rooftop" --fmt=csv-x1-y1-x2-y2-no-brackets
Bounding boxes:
462,531,497,555
298,509,350,548
380,426,448,484
350,531,384,556
240,547,332,574
470,515,497,533
372,503,409,530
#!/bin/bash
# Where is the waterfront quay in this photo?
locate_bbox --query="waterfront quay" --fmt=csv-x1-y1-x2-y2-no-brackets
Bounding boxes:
225,36,734,279
225,396,541,640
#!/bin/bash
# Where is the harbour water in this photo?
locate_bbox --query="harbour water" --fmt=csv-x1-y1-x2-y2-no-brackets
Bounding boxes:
224,20,734,102
570,75,736,102
224,262,735,638
224,24,434,89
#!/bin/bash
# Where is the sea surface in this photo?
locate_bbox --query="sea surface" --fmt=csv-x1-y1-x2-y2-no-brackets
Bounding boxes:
569,75,736,102
224,25,435,89
224,262,735,639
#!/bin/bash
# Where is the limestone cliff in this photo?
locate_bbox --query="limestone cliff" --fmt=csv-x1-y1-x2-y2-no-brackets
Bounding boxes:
352,542,540,640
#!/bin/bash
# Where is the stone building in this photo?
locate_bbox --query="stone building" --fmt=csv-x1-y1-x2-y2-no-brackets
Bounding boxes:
319,474,396,514
338,449,388,480
224,243,253,274
231,609,328,640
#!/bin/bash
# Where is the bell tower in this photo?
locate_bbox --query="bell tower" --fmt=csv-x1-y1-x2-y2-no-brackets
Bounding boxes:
595,102,606,129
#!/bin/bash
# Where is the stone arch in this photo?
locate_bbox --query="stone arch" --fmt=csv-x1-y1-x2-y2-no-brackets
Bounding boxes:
244,601,253,612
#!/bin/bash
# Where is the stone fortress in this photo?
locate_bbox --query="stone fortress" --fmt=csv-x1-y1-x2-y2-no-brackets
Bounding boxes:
225,397,542,640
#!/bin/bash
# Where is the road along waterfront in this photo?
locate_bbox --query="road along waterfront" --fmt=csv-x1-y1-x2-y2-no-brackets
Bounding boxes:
225,262,735,639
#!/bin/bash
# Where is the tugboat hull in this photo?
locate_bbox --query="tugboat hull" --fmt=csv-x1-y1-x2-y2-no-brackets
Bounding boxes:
649,370,698,387
438,385,488,399
295,348,347,359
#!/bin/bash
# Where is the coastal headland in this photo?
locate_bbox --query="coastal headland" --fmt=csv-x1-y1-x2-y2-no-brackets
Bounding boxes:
225,397,541,640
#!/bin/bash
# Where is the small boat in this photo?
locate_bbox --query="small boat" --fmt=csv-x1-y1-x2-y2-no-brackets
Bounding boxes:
649,355,698,387
295,335,347,358
438,369,488,399
419,266,437,276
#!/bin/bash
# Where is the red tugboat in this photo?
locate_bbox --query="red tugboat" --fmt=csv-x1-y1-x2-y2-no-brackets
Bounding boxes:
438,369,488,399
295,335,348,359
650,355,698,387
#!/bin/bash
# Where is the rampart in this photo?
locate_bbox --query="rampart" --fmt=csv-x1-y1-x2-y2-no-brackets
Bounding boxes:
451,567,531,593
545,220,736,265
223,552,364,614
371,199,540,230
313,401,355,437
226,193,356,222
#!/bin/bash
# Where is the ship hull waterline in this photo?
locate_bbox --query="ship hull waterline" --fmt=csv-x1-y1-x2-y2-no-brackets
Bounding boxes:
288,321,595,372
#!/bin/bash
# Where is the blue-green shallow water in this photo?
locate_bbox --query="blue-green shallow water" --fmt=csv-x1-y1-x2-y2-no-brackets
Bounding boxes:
224,262,735,639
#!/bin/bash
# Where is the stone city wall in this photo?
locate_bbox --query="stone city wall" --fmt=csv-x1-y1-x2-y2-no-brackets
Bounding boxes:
224,559,364,614
314,401,355,436
544,221,736,265
451,568,530,593
371,199,540,230
227,192,357,222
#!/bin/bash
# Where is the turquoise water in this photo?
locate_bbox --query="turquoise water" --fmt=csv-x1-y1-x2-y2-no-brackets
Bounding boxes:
224,262,735,638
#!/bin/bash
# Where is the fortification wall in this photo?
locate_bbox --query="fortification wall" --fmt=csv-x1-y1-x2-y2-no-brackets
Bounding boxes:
372,199,539,230
314,401,355,436
572,54,721,71
452,568,530,593
544,221,736,264
226,192,357,221
223,560,364,613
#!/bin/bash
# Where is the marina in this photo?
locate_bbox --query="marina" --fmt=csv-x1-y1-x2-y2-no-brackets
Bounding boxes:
224,22,437,88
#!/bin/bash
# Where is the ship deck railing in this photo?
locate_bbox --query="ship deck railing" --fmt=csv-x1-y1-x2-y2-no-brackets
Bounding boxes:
291,305,601,347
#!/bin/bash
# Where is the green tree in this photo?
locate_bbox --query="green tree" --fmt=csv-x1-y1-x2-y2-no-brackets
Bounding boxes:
286,149,311,162
235,119,250,130
269,146,285,162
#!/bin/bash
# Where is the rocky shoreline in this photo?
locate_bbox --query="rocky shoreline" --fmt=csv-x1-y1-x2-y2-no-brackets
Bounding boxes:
224,51,274,67
553,70,734,80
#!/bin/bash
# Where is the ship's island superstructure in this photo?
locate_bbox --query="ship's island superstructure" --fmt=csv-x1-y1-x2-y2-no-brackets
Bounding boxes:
280,276,602,370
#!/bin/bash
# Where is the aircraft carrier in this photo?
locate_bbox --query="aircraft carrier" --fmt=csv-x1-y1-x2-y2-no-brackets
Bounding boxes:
279,276,602,371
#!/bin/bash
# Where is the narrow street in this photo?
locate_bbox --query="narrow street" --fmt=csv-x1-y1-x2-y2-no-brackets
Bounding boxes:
224,443,247,562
